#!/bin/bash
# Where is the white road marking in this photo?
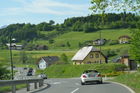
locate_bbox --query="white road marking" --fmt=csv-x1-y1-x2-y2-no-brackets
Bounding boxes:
71,88,79,93
53,82,61,85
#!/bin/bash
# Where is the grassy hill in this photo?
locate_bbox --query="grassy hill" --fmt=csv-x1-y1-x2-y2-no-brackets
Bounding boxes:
0,28,133,66
33,29,131,50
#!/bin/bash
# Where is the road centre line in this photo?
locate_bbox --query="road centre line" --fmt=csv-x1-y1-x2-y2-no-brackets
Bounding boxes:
71,88,79,93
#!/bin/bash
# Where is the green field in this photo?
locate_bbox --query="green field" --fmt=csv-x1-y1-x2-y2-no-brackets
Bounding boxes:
0,28,133,66
33,29,131,50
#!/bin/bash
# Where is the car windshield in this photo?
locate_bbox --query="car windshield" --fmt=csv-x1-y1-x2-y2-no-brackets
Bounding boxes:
83,70,98,74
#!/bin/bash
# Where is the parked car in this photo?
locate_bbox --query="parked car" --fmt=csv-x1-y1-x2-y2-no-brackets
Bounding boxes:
27,68,33,76
80,70,102,85
38,74,47,79
27,71,32,76
23,67,27,70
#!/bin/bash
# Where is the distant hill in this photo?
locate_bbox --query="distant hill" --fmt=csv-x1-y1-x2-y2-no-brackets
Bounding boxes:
33,28,131,50
0,13,139,52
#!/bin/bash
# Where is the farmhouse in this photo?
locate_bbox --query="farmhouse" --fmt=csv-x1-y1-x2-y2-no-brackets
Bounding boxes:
118,35,131,44
93,39,106,45
72,46,107,65
6,43,23,50
112,54,137,70
37,56,59,70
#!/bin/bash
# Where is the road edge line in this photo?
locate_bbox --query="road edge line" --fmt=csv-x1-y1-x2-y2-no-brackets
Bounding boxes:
108,81,135,93
71,88,79,93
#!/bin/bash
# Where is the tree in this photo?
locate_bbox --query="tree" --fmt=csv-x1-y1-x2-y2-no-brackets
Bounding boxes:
83,23,97,33
90,0,109,25
112,0,140,14
78,42,82,48
49,20,55,25
19,51,28,64
61,53,68,64
130,29,140,63
0,63,10,80
66,41,71,47
49,39,54,44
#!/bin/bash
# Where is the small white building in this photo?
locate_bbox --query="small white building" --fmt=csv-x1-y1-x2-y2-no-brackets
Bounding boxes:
93,39,106,45
6,43,23,50
37,56,59,70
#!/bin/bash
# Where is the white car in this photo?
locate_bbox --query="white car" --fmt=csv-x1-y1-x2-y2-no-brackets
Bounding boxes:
80,70,102,85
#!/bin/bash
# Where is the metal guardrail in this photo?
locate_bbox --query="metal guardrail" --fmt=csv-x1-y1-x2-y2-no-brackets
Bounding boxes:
0,79,44,93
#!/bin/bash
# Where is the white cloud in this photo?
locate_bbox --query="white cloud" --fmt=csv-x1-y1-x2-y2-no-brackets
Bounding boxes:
7,0,90,15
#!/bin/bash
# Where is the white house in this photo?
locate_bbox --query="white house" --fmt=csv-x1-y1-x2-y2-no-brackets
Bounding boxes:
72,46,107,65
6,43,23,50
37,56,59,70
93,39,106,45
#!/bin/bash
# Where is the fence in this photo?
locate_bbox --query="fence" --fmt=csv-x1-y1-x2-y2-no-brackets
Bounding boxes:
0,79,44,93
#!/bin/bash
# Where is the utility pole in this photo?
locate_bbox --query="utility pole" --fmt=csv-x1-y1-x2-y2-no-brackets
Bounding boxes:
9,36,15,80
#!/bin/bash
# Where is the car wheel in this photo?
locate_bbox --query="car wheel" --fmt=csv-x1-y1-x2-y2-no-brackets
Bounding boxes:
98,80,103,84
81,81,85,85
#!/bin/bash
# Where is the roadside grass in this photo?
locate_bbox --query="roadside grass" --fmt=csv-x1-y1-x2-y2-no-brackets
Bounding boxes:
37,63,126,78
0,84,26,93
111,71,140,93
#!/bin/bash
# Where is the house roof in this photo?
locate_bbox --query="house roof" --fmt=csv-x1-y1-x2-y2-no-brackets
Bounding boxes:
93,39,106,42
72,46,99,61
41,56,59,64
6,43,22,47
118,35,131,39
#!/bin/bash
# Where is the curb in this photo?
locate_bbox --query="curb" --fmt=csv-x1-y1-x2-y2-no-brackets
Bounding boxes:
108,81,135,93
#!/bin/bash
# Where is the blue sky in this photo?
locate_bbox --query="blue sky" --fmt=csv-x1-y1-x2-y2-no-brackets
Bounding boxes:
0,0,91,27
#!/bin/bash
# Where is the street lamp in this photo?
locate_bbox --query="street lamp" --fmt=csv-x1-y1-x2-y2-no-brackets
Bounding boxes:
9,36,16,80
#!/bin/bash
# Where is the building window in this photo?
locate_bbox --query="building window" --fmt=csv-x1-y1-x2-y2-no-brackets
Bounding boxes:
87,61,91,64
90,54,94,58
95,53,99,58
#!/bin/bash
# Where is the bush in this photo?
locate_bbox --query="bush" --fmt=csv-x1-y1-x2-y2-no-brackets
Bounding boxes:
109,40,119,45
0,64,10,80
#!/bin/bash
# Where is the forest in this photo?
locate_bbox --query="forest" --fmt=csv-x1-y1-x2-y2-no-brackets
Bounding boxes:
0,13,140,48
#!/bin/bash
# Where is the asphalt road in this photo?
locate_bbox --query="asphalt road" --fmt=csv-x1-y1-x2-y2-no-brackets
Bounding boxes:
35,78,132,93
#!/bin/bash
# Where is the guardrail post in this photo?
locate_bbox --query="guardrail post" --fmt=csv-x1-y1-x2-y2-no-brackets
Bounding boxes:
39,82,42,87
34,82,38,89
12,85,16,93
27,83,30,91
39,80,44,87
42,80,44,86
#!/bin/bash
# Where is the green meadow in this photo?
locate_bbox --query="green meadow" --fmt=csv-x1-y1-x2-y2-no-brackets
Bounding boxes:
0,28,132,66
33,29,131,50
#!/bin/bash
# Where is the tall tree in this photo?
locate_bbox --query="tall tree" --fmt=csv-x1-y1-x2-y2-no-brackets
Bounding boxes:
90,0,109,63
19,51,28,64
61,53,68,64
109,0,140,23
0,63,10,80
130,29,140,63
90,0,109,25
